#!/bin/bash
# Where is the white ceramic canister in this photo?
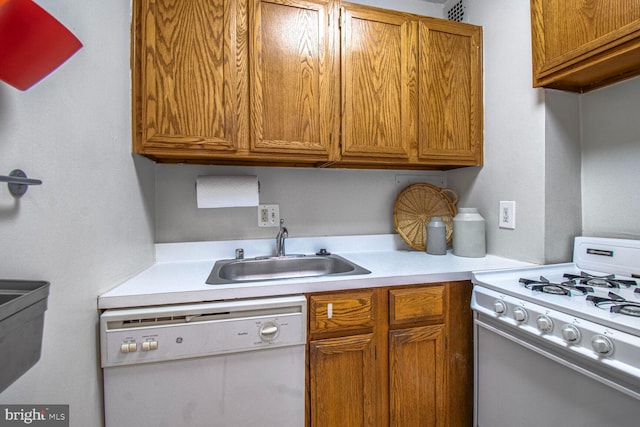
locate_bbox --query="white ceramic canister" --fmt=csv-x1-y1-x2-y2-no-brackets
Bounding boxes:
426,216,447,255
453,208,486,257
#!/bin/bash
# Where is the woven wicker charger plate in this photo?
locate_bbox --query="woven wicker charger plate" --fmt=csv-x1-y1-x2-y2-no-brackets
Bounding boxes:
393,183,458,251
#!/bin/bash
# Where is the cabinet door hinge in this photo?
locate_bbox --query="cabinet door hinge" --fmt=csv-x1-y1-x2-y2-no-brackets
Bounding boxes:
339,7,344,30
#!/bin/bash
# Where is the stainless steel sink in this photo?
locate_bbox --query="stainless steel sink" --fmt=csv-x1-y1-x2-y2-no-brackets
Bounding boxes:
206,254,370,285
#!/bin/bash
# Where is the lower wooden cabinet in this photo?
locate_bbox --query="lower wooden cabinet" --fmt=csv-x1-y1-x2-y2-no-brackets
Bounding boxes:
306,282,472,427
389,325,446,426
310,334,377,426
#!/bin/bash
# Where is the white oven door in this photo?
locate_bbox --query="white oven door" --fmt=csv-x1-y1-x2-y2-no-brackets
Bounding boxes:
474,315,638,427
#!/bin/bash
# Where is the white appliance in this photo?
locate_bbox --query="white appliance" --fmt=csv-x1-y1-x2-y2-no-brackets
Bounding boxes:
100,295,306,427
472,237,640,427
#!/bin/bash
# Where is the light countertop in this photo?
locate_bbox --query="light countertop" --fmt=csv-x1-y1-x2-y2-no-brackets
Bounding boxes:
98,234,534,310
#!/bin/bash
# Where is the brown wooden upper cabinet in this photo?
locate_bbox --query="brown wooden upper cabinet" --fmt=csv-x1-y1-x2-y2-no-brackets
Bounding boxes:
531,0,640,92
417,18,483,166
132,0,483,169
339,4,415,163
132,0,249,161
249,0,338,163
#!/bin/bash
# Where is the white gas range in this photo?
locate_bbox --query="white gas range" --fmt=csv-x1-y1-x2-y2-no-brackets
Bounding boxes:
471,237,640,427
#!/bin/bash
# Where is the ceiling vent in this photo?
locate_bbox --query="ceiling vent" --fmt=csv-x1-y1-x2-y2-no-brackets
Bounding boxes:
445,0,466,23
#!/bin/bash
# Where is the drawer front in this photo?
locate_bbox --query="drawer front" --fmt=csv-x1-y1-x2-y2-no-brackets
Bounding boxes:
389,285,446,326
309,291,375,335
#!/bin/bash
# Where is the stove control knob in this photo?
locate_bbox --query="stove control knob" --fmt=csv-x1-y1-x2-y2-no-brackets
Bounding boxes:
536,315,553,332
561,324,581,343
591,335,614,356
513,307,528,322
493,300,507,315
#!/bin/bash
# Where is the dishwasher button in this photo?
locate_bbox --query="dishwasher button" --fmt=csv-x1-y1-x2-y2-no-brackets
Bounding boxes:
121,342,137,353
142,340,158,351
259,322,280,342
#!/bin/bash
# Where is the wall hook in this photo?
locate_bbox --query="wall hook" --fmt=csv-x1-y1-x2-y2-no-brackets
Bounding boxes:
0,169,42,197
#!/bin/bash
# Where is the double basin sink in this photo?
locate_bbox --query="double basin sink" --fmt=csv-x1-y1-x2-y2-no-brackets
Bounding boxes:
207,253,370,285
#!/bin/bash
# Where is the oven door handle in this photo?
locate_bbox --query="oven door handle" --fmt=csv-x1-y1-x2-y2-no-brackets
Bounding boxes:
474,314,640,400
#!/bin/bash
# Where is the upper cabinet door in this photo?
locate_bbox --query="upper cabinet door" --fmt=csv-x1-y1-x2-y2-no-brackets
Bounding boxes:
417,19,482,166
340,4,416,161
133,0,248,158
531,0,640,92
249,0,338,160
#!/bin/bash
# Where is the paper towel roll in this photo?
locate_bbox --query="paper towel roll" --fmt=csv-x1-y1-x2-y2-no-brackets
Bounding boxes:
196,175,259,208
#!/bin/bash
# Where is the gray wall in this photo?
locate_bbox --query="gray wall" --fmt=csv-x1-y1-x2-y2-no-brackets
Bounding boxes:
0,0,156,424
156,164,445,244
446,0,549,263
544,90,582,262
581,77,640,240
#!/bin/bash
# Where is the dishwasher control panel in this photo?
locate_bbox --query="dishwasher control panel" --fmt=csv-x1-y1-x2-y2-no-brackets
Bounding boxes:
100,295,307,368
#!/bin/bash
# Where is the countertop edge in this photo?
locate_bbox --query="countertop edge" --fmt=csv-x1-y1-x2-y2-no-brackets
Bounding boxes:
98,237,535,310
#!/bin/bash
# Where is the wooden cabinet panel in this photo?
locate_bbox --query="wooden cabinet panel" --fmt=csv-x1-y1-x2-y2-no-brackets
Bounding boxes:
389,284,446,326
306,282,472,427
446,280,473,427
531,0,640,92
133,0,483,168
417,19,482,166
310,334,377,426
309,290,375,335
340,4,416,161
389,325,446,427
133,0,248,158
249,0,338,159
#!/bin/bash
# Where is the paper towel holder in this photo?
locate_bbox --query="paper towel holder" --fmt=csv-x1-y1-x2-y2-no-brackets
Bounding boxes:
0,169,42,197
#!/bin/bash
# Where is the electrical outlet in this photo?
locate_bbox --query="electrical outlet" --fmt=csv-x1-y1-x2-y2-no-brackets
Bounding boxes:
499,201,516,229
258,204,280,227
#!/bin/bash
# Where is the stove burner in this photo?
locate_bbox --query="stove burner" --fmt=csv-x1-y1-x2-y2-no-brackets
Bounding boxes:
587,278,612,287
564,272,638,289
615,305,640,317
519,276,593,296
587,292,640,317
542,285,569,295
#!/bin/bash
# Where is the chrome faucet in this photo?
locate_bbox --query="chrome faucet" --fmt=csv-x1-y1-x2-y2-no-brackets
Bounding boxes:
275,218,288,257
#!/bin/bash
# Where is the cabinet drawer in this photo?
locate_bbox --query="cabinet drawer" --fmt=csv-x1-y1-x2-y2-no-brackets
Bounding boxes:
309,291,375,335
389,285,446,326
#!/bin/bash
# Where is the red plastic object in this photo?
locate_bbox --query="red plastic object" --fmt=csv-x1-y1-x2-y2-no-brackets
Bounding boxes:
0,0,82,90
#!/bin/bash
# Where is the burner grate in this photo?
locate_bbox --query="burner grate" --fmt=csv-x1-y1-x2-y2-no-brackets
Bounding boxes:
519,276,593,296
564,272,638,289
587,292,640,317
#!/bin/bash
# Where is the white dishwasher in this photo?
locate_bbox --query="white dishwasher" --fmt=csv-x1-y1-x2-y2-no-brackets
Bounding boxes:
100,295,306,427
